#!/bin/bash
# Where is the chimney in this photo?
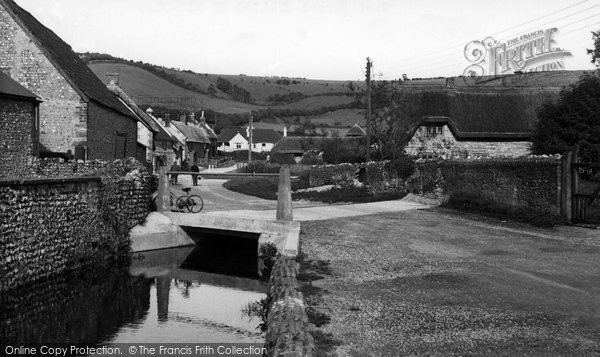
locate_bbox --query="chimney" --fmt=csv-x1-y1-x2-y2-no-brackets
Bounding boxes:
180,114,187,125
106,73,119,85
190,112,196,125
164,113,171,126
283,126,287,137
200,111,206,123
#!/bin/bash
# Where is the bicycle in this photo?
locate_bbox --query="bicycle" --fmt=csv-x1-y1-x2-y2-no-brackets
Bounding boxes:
154,187,204,213
175,187,204,213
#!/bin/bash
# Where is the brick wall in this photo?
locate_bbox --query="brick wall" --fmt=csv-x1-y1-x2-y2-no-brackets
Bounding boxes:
87,102,137,160
405,125,532,158
0,5,85,153
0,159,153,292
0,97,37,172
407,157,562,215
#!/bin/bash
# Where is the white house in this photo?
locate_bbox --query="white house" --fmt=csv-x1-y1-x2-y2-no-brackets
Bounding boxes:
217,127,282,153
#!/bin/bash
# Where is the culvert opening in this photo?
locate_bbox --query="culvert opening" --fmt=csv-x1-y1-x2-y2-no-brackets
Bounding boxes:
181,227,261,278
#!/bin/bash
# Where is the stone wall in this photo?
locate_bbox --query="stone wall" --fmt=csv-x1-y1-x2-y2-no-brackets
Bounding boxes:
308,161,400,193
0,97,37,172
87,102,138,160
0,4,85,153
407,156,563,215
265,255,315,357
0,159,152,292
405,125,532,158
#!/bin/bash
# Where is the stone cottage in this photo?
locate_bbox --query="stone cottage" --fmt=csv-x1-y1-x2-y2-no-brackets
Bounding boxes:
0,0,137,160
107,80,158,164
404,116,531,159
0,71,40,172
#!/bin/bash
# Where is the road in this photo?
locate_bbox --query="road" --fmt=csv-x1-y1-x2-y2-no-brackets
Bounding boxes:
300,208,600,356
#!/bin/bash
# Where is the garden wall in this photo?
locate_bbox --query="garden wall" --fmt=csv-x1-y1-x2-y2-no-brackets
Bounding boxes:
265,255,315,357
308,161,400,193
0,159,152,292
408,156,563,215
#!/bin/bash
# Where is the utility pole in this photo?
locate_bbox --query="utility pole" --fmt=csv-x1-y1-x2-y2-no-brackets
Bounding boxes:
248,111,253,163
366,57,372,162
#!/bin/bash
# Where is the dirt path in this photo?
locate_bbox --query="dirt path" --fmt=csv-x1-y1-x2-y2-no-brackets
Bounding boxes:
299,209,600,356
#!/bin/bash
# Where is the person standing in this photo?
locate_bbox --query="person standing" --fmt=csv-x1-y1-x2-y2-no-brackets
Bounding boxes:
170,162,180,185
190,163,200,186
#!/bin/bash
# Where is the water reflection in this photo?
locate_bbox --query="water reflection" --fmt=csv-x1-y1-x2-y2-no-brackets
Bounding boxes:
0,268,151,344
1,232,266,345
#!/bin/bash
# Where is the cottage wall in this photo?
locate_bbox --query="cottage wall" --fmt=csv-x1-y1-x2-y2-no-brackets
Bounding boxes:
404,125,531,158
0,5,86,153
87,102,137,160
0,97,37,173
137,122,153,162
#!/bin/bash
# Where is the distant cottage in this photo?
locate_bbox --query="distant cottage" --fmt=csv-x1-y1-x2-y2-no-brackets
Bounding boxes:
217,127,282,153
0,0,137,160
162,112,217,165
0,71,40,172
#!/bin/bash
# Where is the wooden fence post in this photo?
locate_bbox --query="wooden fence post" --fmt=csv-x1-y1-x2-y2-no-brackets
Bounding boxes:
276,166,293,221
157,166,170,212
560,151,573,223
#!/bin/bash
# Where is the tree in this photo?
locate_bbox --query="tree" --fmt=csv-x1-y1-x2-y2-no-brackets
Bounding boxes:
587,30,600,68
532,74,600,162
366,81,420,161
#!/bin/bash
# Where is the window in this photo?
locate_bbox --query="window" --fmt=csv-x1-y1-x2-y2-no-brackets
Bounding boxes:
236,143,242,149
426,125,443,137
253,143,257,149
262,143,266,147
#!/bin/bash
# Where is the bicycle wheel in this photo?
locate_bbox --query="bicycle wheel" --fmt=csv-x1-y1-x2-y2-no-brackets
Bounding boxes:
175,196,188,212
188,194,204,213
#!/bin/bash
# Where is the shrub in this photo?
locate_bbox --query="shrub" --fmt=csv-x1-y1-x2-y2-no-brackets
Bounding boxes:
240,161,281,173
270,152,296,165
390,155,415,180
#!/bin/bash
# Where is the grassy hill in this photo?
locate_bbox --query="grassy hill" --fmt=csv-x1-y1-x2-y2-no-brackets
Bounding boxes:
83,52,588,135
164,69,357,104
88,62,261,114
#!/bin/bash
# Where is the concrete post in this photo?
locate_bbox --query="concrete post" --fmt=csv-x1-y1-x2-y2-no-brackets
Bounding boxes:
157,166,170,212
276,166,293,221
560,151,572,223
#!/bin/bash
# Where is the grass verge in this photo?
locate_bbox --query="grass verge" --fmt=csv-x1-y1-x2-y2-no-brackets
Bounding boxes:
293,186,407,203
224,177,407,203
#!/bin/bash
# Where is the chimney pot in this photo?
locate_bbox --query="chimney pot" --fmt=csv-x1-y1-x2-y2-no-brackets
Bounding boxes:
106,73,119,85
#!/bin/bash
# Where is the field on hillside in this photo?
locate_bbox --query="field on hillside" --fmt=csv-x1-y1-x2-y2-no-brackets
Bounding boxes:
272,95,355,110
403,70,587,89
89,63,262,114
165,69,358,104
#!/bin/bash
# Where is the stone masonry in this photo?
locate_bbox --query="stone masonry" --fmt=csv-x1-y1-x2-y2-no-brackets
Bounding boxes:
0,97,37,172
0,5,85,153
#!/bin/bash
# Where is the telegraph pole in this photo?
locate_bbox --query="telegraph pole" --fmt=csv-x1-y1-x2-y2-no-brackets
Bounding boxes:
248,111,253,163
366,57,372,162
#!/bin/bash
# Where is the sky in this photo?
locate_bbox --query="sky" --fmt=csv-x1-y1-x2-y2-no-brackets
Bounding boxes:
14,0,600,80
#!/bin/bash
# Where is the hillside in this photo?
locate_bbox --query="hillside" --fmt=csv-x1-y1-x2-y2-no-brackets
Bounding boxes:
164,69,356,104
84,53,588,136
88,62,261,114
86,57,363,130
